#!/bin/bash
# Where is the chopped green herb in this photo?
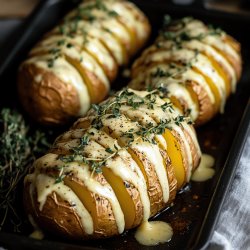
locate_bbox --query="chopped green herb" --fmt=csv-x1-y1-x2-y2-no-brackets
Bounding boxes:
66,43,73,48
57,39,66,46
105,148,113,153
55,88,192,175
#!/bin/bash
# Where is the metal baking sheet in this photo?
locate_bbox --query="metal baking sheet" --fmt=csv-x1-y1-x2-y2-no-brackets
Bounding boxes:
0,0,249,249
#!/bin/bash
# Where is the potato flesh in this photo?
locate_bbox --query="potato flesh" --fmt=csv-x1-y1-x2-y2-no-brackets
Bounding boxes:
163,129,185,189
192,67,221,113
203,53,231,97
169,96,184,113
102,168,136,229
64,178,98,227
185,84,200,112
100,117,179,215
99,120,167,216
65,56,106,104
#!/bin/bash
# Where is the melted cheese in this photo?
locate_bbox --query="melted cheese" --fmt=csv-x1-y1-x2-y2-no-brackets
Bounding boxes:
106,149,151,221
135,221,173,246
140,49,226,112
110,1,148,43
28,214,45,240
132,141,170,203
31,34,116,75
62,20,124,65
30,43,109,90
174,20,240,78
125,103,195,181
27,89,201,242
165,81,199,121
30,230,44,240
130,62,215,106
101,114,170,203
35,173,94,234
191,154,215,181
182,40,237,92
119,105,167,149
83,36,117,74
64,162,125,234
87,128,151,221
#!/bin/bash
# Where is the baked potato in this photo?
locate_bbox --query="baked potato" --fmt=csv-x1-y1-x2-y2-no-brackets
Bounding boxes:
18,0,151,125
129,17,242,126
24,88,201,239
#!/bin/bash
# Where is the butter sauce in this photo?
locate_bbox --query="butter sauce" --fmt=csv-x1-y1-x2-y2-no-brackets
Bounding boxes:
135,220,173,246
191,154,215,182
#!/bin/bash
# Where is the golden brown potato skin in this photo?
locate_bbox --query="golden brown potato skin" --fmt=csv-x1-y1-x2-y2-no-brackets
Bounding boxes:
24,89,201,240
23,184,88,239
18,64,81,125
18,0,151,126
129,17,242,126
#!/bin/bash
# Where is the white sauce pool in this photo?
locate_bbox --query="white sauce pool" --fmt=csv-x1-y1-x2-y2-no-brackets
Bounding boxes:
191,154,215,182
135,221,173,246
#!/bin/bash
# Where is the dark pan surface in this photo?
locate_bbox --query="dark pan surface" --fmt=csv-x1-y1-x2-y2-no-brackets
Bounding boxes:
0,1,249,249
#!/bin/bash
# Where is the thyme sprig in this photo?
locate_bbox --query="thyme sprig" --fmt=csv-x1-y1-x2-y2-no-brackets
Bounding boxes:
149,48,199,85
55,88,192,179
159,15,224,49
49,0,119,68
0,108,51,232
76,0,119,22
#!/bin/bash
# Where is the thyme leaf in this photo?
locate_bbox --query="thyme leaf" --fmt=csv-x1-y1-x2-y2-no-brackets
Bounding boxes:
55,88,192,176
0,108,51,232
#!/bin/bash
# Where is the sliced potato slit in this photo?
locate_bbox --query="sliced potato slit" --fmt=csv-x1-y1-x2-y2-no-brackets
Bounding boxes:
192,67,220,113
162,129,186,189
102,168,137,229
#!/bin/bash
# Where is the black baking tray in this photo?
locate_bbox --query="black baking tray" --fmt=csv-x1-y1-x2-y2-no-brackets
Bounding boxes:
0,0,250,249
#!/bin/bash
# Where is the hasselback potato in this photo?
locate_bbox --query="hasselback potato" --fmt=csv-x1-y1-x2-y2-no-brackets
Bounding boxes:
24,88,201,240
18,0,151,125
129,17,242,125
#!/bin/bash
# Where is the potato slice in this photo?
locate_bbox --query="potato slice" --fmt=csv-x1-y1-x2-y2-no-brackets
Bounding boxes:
100,114,171,216
65,54,108,104
102,166,143,229
53,127,147,231
163,129,187,189
123,98,192,188
64,174,119,238
202,52,231,97
121,1,151,49
207,40,242,80
128,148,166,216
192,66,221,113
159,148,177,203
23,183,88,239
